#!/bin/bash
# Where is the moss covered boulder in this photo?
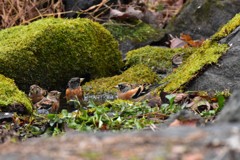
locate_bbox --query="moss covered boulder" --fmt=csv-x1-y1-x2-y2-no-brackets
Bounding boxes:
0,74,32,114
125,46,194,74
0,18,123,91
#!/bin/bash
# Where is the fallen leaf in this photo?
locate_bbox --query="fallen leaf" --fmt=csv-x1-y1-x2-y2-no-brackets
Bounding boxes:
125,6,144,19
109,9,125,18
109,6,143,20
169,34,187,48
180,33,204,47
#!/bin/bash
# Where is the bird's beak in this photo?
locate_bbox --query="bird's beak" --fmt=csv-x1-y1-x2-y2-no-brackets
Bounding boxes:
80,78,85,83
114,84,119,88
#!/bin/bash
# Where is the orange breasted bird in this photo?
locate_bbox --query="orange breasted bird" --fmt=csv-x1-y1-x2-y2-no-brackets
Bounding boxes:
66,77,84,102
115,82,161,107
115,82,148,100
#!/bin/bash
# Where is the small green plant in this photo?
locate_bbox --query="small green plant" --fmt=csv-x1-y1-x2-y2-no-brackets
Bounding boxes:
44,100,159,134
216,94,225,113
200,110,216,118
160,94,181,115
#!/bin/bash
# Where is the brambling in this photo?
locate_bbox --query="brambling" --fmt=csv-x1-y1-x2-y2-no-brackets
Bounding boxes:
28,84,47,104
115,82,161,107
116,82,149,100
66,77,84,102
35,90,61,114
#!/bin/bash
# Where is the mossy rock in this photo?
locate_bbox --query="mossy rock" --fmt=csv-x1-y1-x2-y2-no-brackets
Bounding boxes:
0,74,32,114
0,18,123,91
104,20,162,55
160,42,228,91
157,14,240,92
125,46,195,74
83,64,158,95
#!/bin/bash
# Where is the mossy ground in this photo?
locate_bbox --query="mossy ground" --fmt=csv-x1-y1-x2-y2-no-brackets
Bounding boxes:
83,64,158,95
0,18,123,91
0,74,32,113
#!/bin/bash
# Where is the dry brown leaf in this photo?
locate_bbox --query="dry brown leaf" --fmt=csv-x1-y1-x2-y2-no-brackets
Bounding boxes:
180,33,204,47
109,6,144,20
169,34,187,48
125,6,144,19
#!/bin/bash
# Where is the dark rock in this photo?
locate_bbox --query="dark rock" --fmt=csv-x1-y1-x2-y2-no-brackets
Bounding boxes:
166,0,240,39
0,112,14,122
216,90,240,123
187,25,240,91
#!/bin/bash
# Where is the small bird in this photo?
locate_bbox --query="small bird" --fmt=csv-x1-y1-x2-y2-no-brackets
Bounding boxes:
65,77,84,110
115,82,148,100
35,90,61,114
66,77,84,101
115,82,161,107
28,84,47,104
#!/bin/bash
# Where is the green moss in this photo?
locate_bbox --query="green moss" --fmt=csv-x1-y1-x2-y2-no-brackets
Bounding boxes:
104,20,161,43
212,13,240,40
125,45,195,73
161,42,228,91
159,13,240,92
0,74,32,113
103,99,133,108
0,17,123,91
83,64,158,94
